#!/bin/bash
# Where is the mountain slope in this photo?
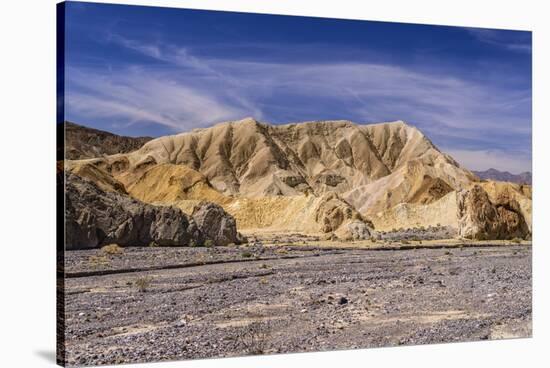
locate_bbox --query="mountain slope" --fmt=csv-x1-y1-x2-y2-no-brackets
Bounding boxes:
65,118,531,238
63,122,153,160
473,168,532,185
130,118,475,205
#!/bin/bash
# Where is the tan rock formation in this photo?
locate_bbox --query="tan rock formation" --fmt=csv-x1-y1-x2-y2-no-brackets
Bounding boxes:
456,185,530,240
371,191,459,231
65,118,532,240
478,181,532,231
66,161,127,194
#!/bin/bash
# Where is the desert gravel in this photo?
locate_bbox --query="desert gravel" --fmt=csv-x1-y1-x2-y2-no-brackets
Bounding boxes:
61,244,531,366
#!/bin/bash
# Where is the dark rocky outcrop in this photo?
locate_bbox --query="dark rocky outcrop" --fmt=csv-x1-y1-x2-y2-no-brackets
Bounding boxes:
63,122,152,160
65,172,202,249
191,202,240,246
473,168,532,185
456,185,530,240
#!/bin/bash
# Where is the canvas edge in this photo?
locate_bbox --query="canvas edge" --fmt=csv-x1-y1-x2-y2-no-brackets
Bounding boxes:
56,2,67,367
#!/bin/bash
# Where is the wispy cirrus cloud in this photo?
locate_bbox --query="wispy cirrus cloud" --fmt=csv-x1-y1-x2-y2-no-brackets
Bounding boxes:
66,33,531,172
464,28,532,53
66,66,260,131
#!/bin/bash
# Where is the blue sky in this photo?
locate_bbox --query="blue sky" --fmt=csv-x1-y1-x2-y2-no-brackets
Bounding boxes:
63,1,532,173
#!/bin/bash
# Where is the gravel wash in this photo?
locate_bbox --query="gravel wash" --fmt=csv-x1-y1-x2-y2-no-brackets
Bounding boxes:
61,245,531,366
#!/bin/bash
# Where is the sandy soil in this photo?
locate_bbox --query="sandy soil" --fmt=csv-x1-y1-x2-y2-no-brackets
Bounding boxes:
61,243,532,366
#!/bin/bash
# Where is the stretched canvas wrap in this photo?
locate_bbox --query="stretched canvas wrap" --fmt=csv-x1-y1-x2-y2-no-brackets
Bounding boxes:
56,1,533,366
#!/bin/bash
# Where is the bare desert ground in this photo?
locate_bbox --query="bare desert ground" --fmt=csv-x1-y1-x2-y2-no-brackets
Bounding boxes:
60,120,533,366
62,242,531,366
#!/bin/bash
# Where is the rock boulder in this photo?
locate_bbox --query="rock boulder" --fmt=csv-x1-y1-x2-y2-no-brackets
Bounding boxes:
314,192,364,233
456,185,530,240
191,201,240,246
345,221,373,240
65,172,202,249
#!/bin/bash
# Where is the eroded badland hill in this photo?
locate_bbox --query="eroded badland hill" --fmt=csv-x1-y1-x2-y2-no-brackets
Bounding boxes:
64,118,532,248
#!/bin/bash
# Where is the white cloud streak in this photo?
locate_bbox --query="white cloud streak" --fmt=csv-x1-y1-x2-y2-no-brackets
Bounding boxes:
66,35,531,171
66,66,261,131
464,28,532,53
212,60,530,132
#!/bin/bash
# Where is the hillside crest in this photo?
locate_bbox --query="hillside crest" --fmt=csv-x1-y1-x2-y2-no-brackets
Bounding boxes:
66,118,531,238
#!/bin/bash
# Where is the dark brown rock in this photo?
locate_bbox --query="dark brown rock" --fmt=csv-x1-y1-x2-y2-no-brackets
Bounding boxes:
65,172,201,249
63,122,152,160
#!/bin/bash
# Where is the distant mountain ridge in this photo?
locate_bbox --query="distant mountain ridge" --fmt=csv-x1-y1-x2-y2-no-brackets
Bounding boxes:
473,168,532,185
62,121,153,160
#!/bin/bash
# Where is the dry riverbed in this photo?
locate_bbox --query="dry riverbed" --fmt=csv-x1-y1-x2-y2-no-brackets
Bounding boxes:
61,243,532,366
